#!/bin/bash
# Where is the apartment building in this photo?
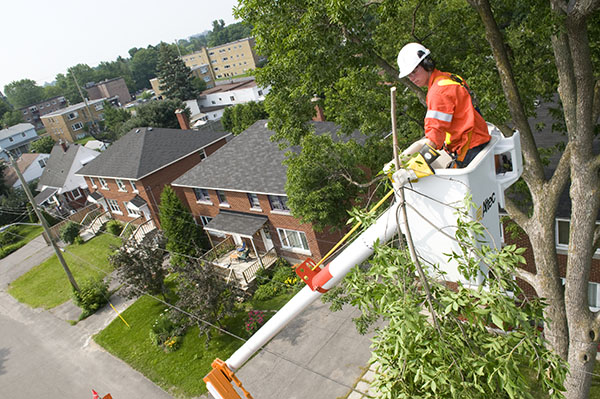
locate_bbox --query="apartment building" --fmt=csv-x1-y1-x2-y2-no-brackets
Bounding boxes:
86,77,132,105
19,96,68,130
41,99,106,143
180,37,259,80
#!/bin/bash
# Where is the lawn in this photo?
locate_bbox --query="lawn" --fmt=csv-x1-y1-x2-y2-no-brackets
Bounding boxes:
7,233,122,309
94,286,301,397
0,224,43,259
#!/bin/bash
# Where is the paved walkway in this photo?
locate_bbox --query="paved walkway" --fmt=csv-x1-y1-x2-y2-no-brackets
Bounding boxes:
0,234,379,399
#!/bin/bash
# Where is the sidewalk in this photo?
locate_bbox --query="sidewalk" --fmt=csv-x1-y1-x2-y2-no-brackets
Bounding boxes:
0,234,54,289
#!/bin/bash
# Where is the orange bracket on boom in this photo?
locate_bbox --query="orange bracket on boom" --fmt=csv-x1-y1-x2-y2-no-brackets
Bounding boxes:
203,358,253,399
294,258,333,293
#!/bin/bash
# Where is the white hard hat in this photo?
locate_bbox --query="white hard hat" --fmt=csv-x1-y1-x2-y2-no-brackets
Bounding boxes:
397,43,431,78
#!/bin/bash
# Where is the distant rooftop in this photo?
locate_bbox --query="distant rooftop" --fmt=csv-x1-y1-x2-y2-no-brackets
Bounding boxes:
200,79,257,96
43,98,106,117
0,123,35,140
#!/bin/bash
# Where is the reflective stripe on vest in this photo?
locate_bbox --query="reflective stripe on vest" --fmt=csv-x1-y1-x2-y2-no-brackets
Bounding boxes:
425,109,453,123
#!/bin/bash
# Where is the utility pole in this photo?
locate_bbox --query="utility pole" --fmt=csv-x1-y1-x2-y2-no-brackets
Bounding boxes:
6,152,80,292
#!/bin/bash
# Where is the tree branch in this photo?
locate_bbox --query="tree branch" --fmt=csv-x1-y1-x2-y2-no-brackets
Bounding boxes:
571,0,600,15
340,172,385,188
467,0,546,182
514,268,538,293
503,197,531,230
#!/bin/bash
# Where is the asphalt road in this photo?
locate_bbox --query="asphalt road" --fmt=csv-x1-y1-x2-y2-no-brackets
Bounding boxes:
0,235,173,399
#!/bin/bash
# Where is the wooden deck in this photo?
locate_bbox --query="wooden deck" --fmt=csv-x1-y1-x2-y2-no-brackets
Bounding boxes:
208,247,278,289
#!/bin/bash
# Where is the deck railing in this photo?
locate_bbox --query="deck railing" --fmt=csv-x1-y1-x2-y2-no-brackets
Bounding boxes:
204,236,235,263
130,219,156,244
242,248,278,285
89,211,112,235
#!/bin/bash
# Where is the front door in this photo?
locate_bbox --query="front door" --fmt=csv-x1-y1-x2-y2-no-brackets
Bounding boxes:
260,227,274,252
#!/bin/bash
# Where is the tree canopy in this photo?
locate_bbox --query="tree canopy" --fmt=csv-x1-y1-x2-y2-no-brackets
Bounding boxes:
1,110,24,129
156,44,199,102
236,0,600,398
3,79,46,108
221,101,268,135
29,136,55,154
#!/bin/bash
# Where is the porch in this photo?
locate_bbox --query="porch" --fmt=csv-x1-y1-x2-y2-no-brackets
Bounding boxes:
203,236,278,290
201,211,280,289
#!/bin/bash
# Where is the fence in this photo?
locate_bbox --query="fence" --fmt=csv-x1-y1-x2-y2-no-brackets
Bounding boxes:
130,219,156,244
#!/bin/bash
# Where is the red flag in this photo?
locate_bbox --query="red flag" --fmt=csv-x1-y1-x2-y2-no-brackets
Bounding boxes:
92,390,100,399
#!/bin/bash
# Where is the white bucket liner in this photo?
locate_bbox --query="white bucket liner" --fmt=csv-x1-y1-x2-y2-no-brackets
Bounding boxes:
394,124,523,286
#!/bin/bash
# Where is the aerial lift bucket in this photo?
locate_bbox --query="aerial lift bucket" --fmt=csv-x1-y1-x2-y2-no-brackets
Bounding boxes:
394,124,522,285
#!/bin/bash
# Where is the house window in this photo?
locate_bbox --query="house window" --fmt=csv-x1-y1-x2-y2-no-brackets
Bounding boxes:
590,282,600,311
71,187,82,199
203,76,211,82
130,180,138,192
99,177,108,189
194,188,211,202
247,193,261,209
21,133,26,137
258,90,263,96
90,177,96,188
72,122,84,131
38,158,47,168
8,137,13,142
217,190,228,206
556,219,569,247
116,179,126,191
107,199,121,213
125,202,141,217
277,228,309,251
268,195,289,212
67,112,78,120
95,103,104,111
199,149,207,160
230,96,235,101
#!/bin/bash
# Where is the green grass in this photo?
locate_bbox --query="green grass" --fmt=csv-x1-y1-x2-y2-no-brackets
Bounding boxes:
0,224,43,259
94,287,300,397
7,234,122,309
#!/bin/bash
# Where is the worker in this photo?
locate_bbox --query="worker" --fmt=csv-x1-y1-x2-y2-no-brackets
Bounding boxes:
397,43,490,168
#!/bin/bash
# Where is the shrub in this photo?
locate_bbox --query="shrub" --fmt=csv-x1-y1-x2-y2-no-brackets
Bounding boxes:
106,220,124,236
73,235,84,245
149,308,185,352
60,221,81,244
253,282,280,301
272,260,296,284
71,278,109,318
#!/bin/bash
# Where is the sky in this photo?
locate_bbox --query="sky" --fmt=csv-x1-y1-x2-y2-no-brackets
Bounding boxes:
0,0,240,91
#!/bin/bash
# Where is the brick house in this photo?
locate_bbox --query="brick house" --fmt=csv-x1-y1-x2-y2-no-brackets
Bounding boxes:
86,77,132,106
19,96,67,130
502,100,600,309
171,120,356,265
75,126,232,227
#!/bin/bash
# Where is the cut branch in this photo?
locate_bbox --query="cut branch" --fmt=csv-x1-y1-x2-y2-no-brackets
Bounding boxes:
514,267,538,291
340,172,385,188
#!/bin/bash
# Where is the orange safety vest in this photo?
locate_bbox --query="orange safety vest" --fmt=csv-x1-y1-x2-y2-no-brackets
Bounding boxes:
425,69,490,161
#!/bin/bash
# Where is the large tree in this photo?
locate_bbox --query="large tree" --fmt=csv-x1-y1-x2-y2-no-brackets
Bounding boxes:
4,79,46,108
130,46,159,91
29,136,55,154
236,1,600,398
158,186,203,267
1,110,24,128
156,44,199,102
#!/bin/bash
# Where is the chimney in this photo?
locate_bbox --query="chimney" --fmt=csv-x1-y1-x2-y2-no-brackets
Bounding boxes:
59,139,68,153
311,97,325,122
175,109,191,130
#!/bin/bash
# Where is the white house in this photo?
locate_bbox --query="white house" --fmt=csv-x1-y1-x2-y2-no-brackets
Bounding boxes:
0,123,38,161
197,78,270,110
2,153,51,188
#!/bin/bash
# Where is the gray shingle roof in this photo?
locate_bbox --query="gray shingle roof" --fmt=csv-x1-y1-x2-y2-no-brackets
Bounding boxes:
204,211,268,237
0,123,35,140
37,144,85,189
76,127,231,180
172,120,352,195
34,187,57,205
